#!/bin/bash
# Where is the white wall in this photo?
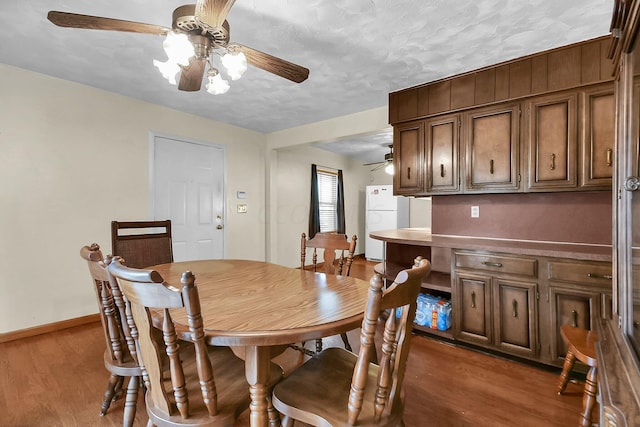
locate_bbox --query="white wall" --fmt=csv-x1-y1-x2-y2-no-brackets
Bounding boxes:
273,145,370,267
0,64,266,333
0,64,432,334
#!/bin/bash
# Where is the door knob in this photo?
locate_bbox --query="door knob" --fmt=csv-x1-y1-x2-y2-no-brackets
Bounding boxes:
216,225,223,230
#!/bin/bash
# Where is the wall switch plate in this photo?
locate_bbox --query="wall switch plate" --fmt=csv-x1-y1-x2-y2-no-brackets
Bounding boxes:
471,205,480,218
237,204,247,213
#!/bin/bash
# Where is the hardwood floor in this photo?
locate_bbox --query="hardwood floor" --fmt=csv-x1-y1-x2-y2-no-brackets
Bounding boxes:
0,257,589,426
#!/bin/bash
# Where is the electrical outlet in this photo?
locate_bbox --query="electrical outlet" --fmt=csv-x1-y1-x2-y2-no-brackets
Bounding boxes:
471,206,480,218
237,204,247,213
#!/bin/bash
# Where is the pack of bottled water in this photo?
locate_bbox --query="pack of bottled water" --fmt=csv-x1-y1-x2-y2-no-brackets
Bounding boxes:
414,293,451,331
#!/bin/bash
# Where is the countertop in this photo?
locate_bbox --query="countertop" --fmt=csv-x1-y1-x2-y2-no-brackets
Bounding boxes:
369,228,612,262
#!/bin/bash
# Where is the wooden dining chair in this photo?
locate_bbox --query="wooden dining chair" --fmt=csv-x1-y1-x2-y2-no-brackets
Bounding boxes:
111,220,173,269
301,232,358,276
300,232,358,353
79,243,142,427
557,325,599,427
273,257,431,427
106,256,284,427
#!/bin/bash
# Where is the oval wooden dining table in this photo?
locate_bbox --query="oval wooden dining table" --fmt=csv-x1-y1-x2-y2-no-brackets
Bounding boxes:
150,259,372,427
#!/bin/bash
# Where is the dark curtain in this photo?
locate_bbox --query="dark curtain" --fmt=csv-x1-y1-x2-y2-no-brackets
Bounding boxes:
309,164,320,238
337,169,346,234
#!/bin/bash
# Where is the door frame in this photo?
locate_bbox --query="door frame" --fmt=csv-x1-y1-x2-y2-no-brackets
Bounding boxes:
148,131,227,259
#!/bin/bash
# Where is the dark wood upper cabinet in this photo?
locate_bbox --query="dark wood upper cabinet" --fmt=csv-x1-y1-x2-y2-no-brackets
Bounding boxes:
393,120,425,195
425,113,460,194
463,103,520,193
390,36,620,196
580,84,615,189
525,91,578,191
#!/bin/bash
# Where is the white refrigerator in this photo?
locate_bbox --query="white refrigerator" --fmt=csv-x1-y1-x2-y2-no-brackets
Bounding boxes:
365,185,409,261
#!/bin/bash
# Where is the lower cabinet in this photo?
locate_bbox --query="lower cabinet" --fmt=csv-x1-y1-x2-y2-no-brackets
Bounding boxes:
493,279,538,359
451,250,611,366
545,259,613,365
453,251,539,359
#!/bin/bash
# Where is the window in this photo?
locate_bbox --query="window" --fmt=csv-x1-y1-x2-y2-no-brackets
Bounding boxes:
309,164,345,238
317,169,338,232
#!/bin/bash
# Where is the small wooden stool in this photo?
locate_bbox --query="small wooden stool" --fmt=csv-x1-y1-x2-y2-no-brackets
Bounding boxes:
557,325,598,427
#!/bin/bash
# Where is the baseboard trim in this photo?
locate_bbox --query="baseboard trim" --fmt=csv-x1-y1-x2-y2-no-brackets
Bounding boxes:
0,313,101,343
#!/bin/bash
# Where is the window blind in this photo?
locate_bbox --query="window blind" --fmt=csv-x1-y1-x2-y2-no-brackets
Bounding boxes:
317,169,338,232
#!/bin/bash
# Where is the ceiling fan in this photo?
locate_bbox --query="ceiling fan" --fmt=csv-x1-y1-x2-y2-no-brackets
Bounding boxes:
365,144,394,174
47,0,309,94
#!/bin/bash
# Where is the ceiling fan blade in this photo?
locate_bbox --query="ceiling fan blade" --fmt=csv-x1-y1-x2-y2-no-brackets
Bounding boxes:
235,44,309,83
370,162,388,171
195,0,236,29
363,161,385,166
178,58,206,91
47,11,171,35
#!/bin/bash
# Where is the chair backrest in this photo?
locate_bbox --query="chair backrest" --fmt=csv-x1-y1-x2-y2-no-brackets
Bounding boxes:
111,220,173,269
79,243,138,366
349,256,431,425
300,232,357,276
106,257,218,420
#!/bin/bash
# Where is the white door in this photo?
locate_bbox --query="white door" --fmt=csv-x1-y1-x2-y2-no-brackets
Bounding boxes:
152,135,225,261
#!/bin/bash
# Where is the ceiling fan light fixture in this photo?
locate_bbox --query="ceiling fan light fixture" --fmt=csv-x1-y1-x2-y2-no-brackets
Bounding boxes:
153,58,181,85
162,31,194,66
206,68,230,95
221,47,247,80
384,163,395,175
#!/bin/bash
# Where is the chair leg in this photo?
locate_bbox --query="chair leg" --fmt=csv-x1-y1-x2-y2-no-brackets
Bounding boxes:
280,415,294,427
315,338,323,353
267,396,280,427
340,332,352,352
580,367,598,427
113,375,125,401
557,349,577,395
122,375,139,427
101,374,121,415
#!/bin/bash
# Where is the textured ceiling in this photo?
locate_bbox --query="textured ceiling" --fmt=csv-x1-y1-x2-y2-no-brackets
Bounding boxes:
0,1,613,163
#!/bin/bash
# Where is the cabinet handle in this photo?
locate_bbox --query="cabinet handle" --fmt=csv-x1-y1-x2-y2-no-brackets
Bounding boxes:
407,167,411,180
490,159,494,174
482,261,503,268
571,310,578,328
549,153,556,170
606,148,613,167
587,273,613,280
440,163,445,178
512,300,518,318
471,291,476,309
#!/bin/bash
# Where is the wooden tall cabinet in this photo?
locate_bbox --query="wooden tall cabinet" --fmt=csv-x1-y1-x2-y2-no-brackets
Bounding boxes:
463,103,521,193
597,1,640,424
525,92,578,191
393,120,425,195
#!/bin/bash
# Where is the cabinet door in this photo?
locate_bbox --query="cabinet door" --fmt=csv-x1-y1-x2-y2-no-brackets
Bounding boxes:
454,273,492,345
493,279,538,358
393,121,425,195
464,103,520,193
525,92,578,191
548,286,600,363
580,84,614,189
426,114,460,194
